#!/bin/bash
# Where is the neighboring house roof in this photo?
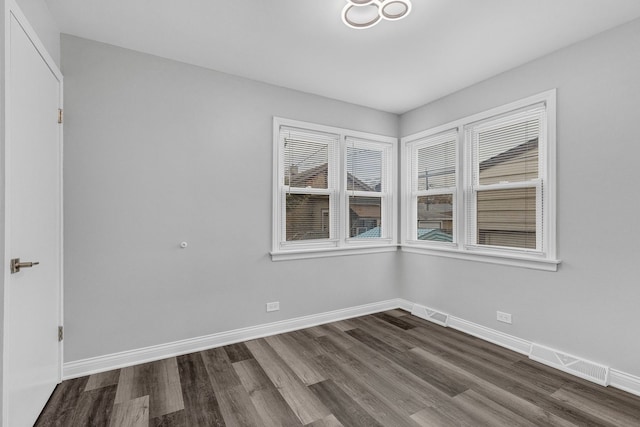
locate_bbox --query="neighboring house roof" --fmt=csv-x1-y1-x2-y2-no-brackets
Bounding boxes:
354,227,453,242
289,163,375,191
416,228,433,239
418,229,453,242
347,173,377,192
479,138,538,172
288,163,328,187
354,226,381,238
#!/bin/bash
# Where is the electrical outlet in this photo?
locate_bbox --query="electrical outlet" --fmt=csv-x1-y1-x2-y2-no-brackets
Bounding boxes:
266,302,280,312
497,311,512,324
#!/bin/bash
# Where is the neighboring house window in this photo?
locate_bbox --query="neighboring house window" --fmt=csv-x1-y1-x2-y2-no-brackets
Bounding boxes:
321,209,329,232
273,118,396,260
402,90,559,271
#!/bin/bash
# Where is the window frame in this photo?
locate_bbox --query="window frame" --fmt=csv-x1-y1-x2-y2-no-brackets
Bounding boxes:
401,90,560,271
272,117,397,261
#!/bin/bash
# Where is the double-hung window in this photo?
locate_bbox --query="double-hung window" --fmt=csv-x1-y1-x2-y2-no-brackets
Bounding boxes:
402,90,559,270
406,130,457,245
280,127,339,245
465,105,545,252
273,118,397,260
346,137,393,241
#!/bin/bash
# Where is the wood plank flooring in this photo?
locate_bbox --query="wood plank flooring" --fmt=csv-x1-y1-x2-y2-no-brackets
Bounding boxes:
36,310,640,426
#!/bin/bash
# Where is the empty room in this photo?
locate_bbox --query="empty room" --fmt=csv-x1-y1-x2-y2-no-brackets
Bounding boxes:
2,0,640,426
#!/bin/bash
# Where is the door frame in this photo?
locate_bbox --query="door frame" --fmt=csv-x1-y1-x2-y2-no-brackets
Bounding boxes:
1,0,63,424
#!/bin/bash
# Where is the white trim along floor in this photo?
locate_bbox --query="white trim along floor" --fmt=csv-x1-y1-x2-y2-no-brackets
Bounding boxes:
63,298,640,398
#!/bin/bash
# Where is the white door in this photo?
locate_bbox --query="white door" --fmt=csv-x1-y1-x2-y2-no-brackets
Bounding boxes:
3,4,63,427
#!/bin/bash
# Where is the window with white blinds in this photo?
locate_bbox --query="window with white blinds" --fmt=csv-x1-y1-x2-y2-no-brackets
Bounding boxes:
281,127,339,243
346,137,391,239
408,130,457,244
273,118,397,259
466,104,545,251
401,90,558,269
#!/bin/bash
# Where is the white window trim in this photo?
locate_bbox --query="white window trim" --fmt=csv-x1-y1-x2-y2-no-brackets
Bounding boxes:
401,90,560,271
272,117,397,261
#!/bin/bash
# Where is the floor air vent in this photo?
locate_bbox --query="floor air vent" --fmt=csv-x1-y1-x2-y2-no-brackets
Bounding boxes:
529,343,610,386
411,304,449,327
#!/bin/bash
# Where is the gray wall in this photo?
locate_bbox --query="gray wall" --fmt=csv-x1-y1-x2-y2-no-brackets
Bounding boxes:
400,18,640,377
61,35,399,362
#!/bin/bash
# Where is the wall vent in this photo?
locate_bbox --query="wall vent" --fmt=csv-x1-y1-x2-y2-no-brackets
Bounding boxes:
529,343,610,386
410,304,449,327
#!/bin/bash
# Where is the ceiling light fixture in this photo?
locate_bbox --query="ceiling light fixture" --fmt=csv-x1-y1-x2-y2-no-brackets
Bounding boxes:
342,0,412,30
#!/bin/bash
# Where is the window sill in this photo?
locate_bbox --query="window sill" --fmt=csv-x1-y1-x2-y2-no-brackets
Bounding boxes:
271,244,399,261
401,244,561,271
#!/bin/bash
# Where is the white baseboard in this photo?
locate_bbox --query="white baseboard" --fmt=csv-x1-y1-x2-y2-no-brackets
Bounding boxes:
408,302,640,397
396,298,414,312
609,369,640,397
64,297,640,399
407,303,530,355
63,298,405,379
446,315,532,355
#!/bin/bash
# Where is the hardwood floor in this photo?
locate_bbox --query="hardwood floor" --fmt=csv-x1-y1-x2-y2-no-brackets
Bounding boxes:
36,310,640,426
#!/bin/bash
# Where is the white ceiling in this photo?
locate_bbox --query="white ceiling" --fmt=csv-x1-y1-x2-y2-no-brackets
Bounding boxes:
46,0,640,114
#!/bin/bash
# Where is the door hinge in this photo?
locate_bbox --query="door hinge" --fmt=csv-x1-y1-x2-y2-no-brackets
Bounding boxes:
58,326,63,342
57,108,63,124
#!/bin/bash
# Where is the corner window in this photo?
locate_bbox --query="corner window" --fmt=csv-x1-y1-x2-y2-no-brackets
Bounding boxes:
402,90,559,270
273,118,397,260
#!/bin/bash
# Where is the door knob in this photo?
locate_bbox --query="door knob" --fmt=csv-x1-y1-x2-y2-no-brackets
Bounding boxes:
10,258,39,274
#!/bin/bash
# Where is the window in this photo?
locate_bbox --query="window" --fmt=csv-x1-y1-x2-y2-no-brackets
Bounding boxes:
281,127,338,243
407,129,457,245
346,137,390,240
273,118,396,260
466,105,544,251
402,90,559,271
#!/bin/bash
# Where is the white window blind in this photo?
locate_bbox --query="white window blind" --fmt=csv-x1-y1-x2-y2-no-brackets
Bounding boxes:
346,137,388,239
466,104,545,251
409,129,457,243
280,127,339,243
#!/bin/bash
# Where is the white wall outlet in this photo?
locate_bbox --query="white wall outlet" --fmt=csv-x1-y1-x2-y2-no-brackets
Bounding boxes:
266,302,280,312
497,311,512,324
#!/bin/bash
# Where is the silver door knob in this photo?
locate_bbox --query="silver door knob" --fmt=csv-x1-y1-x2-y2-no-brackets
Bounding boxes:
10,258,39,274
